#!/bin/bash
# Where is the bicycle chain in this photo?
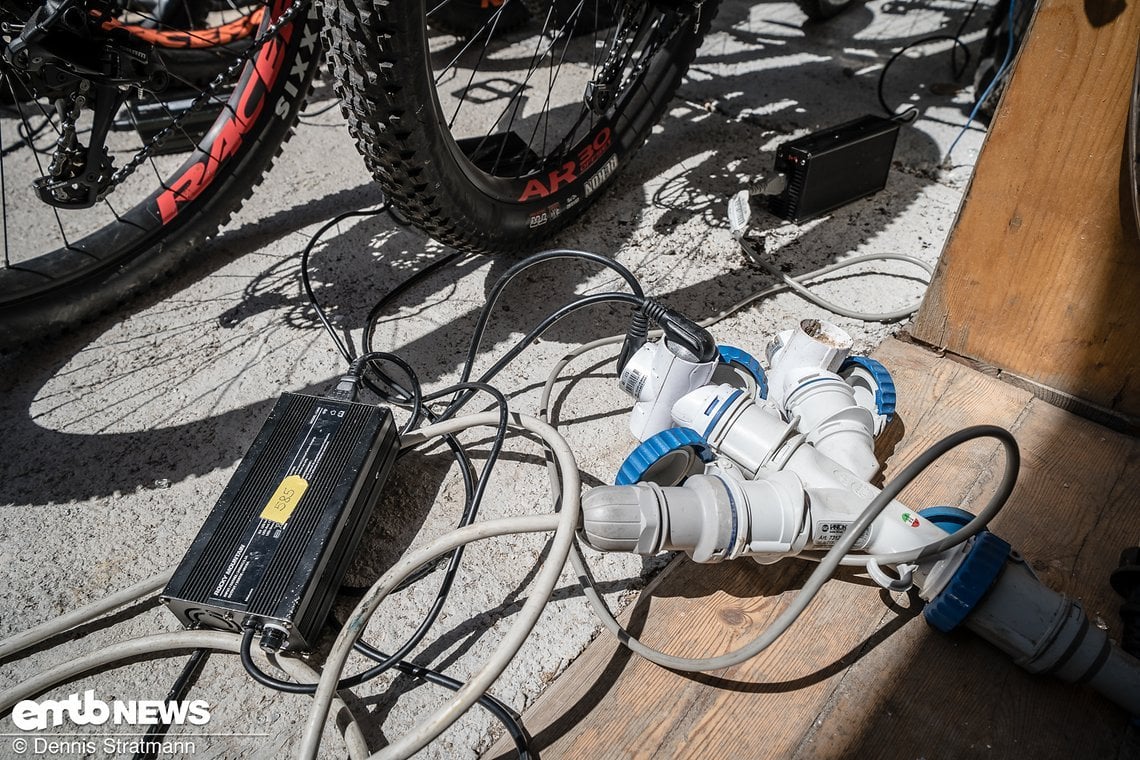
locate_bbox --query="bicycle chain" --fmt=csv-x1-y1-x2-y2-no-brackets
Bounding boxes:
97,0,308,200
45,89,86,180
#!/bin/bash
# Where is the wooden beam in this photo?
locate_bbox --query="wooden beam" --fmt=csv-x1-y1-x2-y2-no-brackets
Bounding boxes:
910,0,1140,423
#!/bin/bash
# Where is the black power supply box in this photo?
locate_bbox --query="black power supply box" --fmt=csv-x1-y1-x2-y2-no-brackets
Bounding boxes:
767,114,901,223
162,392,398,652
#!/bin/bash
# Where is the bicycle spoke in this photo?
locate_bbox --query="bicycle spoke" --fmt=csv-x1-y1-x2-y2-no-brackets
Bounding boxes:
1,77,76,261
428,0,688,187
454,4,564,166
445,1,513,130
530,0,586,165
435,3,521,87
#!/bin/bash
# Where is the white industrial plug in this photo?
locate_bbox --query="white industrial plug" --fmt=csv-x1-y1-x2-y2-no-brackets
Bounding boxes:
587,386,949,567
582,468,808,564
590,318,1140,717
619,339,717,441
765,319,887,480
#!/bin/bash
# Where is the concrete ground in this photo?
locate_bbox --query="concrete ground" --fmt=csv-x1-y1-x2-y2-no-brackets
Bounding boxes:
0,0,994,756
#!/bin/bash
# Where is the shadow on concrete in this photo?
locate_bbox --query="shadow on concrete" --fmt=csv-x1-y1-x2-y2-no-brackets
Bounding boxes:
2,0,977,551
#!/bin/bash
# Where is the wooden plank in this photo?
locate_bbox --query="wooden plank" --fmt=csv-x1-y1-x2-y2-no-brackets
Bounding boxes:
792,395,1140,760
486,339,1136,759
910,0,1140,422
486,550,892,759
871,338,1033,511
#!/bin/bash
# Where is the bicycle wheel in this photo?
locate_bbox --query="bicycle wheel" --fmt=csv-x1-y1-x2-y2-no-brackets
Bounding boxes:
0,0,322,348
323,0,717,254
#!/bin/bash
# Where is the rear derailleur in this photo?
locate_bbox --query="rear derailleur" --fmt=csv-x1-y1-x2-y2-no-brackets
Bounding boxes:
2,0,169,208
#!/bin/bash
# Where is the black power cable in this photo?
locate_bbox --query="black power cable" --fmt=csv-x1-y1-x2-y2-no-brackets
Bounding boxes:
350,640,534,760
242,619,534,758
443,290,644,419
378,250,650,420
300,202,393,362
876,0,984,119
130,649,210,760
237,628,532,758
457,249,644,381
300,218,497,599
362,249,472,356
341,382,510,680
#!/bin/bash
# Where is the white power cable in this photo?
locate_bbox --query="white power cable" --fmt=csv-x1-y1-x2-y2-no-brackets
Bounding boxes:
279,657,371,760
727,186,933,323
0,568,174,660
299,513,560,760
0,631,240,711
0,630,369,760
732,247,934,323
298,410,581,760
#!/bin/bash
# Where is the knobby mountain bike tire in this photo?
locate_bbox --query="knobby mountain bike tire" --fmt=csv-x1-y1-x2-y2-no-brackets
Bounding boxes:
0,0,322,348
323,0,718,254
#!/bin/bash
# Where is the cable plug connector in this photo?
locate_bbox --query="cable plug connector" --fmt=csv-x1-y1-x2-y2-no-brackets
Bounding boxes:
259,626,287,653
727,189,752,241
325,373,361,403
727,178,788,241
616,305,651,374
751,173,788,197
643,299,717,363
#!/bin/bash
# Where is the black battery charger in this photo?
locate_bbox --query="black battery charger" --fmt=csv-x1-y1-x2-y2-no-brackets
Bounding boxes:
766,114,901,223
162,392,399,652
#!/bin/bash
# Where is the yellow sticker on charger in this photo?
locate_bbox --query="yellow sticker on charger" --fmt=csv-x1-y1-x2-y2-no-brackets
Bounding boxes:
260,475,309,525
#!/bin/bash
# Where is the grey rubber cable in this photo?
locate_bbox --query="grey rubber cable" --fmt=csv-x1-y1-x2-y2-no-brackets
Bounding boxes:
0,569,175,661
298,411,581,760
736,239,934,323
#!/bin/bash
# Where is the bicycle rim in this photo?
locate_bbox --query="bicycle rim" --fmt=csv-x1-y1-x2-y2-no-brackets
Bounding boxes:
0,0,315,336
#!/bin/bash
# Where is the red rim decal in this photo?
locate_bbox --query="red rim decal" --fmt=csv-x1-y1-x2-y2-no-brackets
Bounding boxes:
155,0,296,224
98,9,264,49
516,126,612,202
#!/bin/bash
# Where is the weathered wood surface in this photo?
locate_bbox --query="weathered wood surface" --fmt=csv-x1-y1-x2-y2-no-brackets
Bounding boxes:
910,0,1140,424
